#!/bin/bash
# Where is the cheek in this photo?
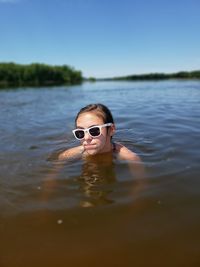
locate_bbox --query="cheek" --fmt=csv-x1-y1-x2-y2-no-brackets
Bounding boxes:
96,134,107,146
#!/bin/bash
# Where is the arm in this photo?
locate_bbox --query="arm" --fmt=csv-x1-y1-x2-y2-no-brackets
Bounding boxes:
118,144,145,176
115,143,146,195
41,145,84,202
58,145,84,160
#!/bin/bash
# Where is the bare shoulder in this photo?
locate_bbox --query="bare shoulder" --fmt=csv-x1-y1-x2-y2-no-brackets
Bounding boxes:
115,142,141,162
58,145,84,160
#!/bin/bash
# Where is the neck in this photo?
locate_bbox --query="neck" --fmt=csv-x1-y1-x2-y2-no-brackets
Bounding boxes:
84,150,113,163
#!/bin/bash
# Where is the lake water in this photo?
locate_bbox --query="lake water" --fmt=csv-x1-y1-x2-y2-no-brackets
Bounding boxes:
0,80,200,267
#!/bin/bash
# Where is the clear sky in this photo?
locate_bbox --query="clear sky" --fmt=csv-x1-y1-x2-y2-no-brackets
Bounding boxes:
0,0,200,78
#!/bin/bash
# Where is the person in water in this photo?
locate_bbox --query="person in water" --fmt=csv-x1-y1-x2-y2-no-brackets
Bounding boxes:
43,103,145,208
59,103,142,163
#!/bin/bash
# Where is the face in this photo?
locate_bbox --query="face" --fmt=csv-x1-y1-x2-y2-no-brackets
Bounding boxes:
76,112,115,155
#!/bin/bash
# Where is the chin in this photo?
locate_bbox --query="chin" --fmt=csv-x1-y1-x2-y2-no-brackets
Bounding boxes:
86,149,98,155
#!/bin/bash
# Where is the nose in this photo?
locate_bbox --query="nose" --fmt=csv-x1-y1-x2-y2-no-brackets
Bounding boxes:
84,130,92,141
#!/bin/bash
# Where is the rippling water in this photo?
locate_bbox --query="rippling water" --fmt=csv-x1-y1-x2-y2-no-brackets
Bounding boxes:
0,81,200,266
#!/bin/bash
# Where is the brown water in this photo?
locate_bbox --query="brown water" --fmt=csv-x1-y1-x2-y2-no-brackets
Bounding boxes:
0,81,200,266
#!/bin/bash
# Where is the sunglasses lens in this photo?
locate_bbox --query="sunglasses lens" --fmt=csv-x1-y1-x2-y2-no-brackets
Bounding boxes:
89,127,100,137
74,130,84,139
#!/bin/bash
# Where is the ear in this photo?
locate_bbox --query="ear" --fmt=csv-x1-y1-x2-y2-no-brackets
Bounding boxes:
110,124,116,137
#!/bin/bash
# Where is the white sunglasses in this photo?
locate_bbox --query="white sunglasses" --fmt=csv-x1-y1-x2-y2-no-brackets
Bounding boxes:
72,123,113,140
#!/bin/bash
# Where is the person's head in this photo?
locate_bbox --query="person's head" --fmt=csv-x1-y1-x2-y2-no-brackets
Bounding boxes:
73,103,115,155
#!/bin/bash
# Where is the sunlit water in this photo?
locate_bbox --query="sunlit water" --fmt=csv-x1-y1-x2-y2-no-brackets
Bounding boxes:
0,81,200,266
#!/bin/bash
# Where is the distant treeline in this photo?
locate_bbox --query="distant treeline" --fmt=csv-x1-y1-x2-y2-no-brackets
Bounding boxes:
0,62,83,87
104,70,200,81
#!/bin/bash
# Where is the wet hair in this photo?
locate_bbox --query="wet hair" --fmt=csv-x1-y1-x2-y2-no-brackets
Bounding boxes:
75,103,114,126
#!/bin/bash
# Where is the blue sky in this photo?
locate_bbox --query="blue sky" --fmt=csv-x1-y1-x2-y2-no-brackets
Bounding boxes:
0,0,200,78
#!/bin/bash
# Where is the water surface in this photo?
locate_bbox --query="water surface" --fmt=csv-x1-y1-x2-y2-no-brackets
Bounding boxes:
0,80,200,266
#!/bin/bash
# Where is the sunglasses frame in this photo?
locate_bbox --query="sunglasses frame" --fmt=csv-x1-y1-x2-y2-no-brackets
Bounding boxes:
72,123,113,140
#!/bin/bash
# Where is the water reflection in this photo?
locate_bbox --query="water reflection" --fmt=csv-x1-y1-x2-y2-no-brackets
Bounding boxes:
43,150,146,209
78,153,116,207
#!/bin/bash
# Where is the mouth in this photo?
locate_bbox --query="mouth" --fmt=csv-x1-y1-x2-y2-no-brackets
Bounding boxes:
84,144,96,150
